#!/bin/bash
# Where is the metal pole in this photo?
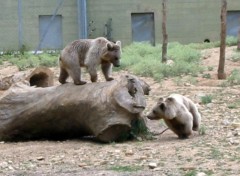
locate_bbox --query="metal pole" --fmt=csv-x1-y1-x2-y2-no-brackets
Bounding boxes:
77,0,88,39
18,0,23,50
34,0,64,54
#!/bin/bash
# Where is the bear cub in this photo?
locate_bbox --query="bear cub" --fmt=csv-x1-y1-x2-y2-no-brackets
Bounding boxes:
59,37,122,85
147,94,201,139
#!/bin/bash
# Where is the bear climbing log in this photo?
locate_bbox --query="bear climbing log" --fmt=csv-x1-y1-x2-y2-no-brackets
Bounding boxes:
0,75,148,142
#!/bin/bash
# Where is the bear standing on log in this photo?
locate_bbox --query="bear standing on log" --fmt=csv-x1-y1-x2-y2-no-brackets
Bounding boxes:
59,37,122,85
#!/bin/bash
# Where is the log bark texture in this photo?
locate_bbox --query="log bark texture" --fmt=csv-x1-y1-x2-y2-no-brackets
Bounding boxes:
0,74,148,142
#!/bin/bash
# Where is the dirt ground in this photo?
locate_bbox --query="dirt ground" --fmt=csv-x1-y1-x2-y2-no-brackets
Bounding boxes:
0,46,240,176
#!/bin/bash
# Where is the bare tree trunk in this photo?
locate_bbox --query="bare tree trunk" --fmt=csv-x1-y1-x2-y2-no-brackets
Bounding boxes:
162,0,168,63
218,0,227,79
0,74,149,142
237,28,240,51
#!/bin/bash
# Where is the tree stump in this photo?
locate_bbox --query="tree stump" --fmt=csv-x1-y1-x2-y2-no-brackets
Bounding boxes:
0,74,149,142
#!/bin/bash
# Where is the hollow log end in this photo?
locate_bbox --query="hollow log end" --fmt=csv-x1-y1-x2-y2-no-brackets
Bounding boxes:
26,66,54,87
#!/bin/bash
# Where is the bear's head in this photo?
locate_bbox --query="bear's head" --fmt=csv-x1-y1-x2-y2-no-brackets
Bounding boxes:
147,97,178,120
102,41,121,67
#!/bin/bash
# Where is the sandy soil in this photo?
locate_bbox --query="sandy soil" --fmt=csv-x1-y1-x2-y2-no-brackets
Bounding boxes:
0,46,240,176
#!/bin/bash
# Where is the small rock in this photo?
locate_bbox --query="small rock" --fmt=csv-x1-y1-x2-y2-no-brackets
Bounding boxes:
8,166,14,170
78,163,87,167
196,172,207,176
139,156,148,160
100,160,108,165
206,103,213,108
136,136,143,141
36,156,45,161
228,138,240,145
184,83,191,86
231,122,240,129
148,162,157,169
0,162,8,168
180,166,196,171
232,131,239,136
153,167,161,171
125,150,134,156
114,149,121,153
0,141,5,144
166,60,174,66
222,119,230,126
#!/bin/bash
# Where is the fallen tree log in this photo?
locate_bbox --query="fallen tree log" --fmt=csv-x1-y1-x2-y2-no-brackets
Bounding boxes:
0,74,149,142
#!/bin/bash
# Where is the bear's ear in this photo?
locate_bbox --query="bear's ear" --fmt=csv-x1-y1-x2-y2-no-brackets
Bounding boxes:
159,103,165,111
116,41,122,48
158,97,164,102
166,97,175,102
107,42,113,50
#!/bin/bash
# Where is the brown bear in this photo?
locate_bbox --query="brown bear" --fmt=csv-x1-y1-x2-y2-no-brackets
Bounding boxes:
58,37,122,85
147,94,201,139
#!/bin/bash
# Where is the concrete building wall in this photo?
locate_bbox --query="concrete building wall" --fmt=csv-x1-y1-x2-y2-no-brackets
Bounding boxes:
87,0,240,46
21,0,78,50
0,1,19,51
0,0,240,50
0,0,79,51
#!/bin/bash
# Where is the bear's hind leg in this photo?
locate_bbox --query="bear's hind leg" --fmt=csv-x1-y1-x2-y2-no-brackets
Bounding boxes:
101,62,114,81
59,67,69,84
86,66,98,82
67,66,86,85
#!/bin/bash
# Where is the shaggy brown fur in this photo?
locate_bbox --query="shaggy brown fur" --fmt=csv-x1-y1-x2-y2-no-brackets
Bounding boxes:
59,37,121,85
147,94,201,139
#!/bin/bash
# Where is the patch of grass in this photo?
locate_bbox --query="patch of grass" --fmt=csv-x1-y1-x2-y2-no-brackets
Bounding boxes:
184,170,197,176
226,36,238,46
227,100,240,109
121,42,203,82
207,66,214,71
201,95,212,104
227,69,240,85
187,36,237,50
199,125,207,135
186,76,198,85
114,118,152,142
210,148,223,159
230,52,240,62
108,165,142,172
202,73,211,79
1,52,58,70
188,41,220,50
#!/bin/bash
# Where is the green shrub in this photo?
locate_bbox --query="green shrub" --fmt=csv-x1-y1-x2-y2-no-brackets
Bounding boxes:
231,52,240,62
108,165,142,172
201,95,212,104
226,36,238,46
188,41,220,50
227,69,240,85
121,42,203,82
39,53,58,67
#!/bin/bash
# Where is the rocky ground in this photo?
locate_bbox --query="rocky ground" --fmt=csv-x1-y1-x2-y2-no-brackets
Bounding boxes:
0,47,240,176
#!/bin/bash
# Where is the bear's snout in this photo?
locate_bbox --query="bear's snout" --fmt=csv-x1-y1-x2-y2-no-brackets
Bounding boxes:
146,112,156,120
113,62,120,67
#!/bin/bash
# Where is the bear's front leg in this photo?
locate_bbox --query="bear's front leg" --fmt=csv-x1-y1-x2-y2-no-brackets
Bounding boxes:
86,66,98,82
101,62,114,81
